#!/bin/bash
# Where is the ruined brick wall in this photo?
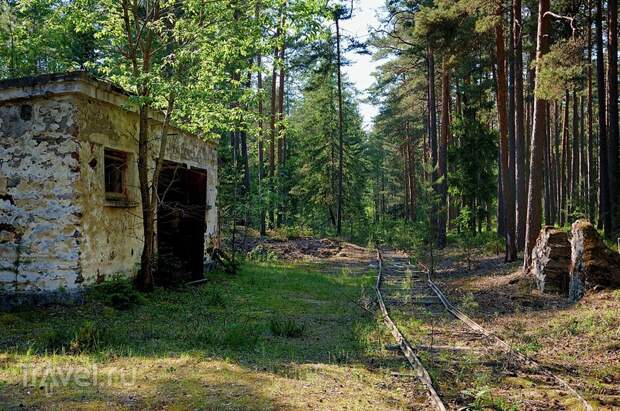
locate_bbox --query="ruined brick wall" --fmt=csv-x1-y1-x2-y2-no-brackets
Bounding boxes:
0,97,83,295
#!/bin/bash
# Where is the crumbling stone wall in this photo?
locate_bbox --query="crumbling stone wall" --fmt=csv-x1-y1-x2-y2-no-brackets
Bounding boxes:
0,73,218,304
0,97,83,296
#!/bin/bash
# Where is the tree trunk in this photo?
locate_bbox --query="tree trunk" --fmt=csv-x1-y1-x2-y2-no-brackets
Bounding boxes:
408,131,416,220
508,1,517,230
560,91,569,226
514,0,527,250
257,51,266,236
607,0,619,232
427,44,438,239
587,0,596,224
438,60,449,248
524,0,551,270
269,45,278,228
571,90,579,216
403,139,410,219
495,7,517,261
595,0,612,235
277,20,286,228
544,107,552,224
335,16,344,236
137,105,155,291
553,101,561,221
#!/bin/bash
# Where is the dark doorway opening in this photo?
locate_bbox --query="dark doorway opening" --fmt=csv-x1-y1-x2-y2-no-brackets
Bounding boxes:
157,161,207,285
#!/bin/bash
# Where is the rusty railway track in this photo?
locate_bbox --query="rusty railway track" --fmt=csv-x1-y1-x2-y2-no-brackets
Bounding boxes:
375,249,592,411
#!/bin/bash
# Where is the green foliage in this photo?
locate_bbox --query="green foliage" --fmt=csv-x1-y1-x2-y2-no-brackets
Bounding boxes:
464,386,519,411
35,320,110,353
286,61,368,234
220,323,263,350
459,292,479,313
537,37,586,100
90,275,146,310
269,317,306,338
36,328,73,352
247,244,279,262
204,287,226,308
69,320,109,353
449,111,497,234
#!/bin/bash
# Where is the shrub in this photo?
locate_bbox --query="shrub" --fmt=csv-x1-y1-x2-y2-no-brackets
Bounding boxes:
460,292,479,313
90,275,145,310
464,386,519,411
247,244,278,262
0,313,20,328
269,317,305,338
69,321,109,353
221,323,262,349
37,328,72,352
205,288,226,307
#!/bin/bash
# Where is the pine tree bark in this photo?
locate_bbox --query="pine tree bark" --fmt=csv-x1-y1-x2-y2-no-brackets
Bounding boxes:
514,0,527,250
524,0,551,270
269,45,278,228
560,91,569,226
544,105,552,224
427,44,438,239
408,132,417,220
595,0,612,235
587,0,596,223
508,2,517,232
438,60,449,248
495,6,517,261
277,23,286,227
257,50,266,236
335,15,344,236
607,0,619,232
571,90,580,215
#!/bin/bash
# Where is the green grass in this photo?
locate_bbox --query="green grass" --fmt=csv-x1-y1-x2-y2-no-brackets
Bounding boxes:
0,261,413,410
1,263,378,361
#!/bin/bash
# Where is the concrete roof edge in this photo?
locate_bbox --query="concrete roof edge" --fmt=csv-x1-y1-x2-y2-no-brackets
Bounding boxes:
0,71,218,149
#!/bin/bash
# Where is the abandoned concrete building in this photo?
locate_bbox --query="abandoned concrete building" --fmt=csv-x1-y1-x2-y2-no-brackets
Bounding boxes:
0,72,218,307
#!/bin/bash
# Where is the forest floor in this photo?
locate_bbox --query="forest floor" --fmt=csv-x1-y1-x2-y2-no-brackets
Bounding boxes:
0,242,423,410
430,247,620,410
0,237,618,410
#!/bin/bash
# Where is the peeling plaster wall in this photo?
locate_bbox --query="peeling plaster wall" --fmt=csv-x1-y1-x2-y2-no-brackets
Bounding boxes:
0,74,218,300
0,97,82,294
74,95,219,285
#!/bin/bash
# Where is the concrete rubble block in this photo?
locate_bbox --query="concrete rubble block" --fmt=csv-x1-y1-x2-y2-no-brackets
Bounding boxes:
530,226,571,295
569,219,620,301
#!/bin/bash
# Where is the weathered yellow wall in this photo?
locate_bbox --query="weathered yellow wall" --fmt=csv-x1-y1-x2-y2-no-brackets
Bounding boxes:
0,74,218,299
74,94,219,285
0,97,83,293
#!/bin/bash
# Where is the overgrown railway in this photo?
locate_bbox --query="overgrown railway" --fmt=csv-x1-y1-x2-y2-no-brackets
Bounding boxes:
375,249,593,410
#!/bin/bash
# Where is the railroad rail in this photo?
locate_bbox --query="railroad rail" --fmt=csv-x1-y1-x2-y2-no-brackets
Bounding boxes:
374,250,446,410
375,249,592,411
